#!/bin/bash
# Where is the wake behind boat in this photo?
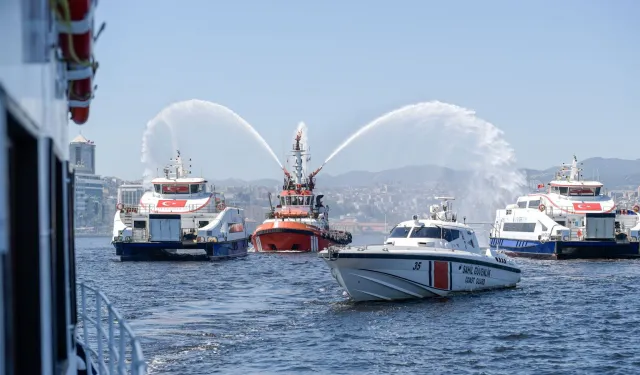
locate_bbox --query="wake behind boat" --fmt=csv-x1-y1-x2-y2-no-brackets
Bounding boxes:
319,197,521,302
112,151,249,261
490,155,640,259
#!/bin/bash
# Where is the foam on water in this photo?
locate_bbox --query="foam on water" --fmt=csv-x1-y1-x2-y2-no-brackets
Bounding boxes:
323,101,527,240
141,99,282,186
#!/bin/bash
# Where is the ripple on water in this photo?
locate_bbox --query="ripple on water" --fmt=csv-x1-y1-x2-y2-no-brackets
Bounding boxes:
76,237,640,374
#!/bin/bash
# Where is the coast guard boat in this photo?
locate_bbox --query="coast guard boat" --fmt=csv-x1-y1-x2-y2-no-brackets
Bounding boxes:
1,0,146,373
319,198,521,302
490,155,640,259
112,151,250,260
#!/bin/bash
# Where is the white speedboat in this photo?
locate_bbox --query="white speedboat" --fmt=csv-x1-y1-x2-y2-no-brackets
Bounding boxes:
318,197,521,302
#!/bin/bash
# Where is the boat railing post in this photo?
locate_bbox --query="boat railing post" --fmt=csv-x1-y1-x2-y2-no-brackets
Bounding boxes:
108,307,115,375
118,319,126,375
96,292,104,375
81,284,93,372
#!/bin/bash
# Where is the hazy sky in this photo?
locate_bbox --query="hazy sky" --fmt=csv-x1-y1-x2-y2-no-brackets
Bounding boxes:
73,0,639,181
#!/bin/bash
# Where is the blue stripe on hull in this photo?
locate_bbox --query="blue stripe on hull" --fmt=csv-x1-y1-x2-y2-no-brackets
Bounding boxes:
490,237,640,259
113,239,249,261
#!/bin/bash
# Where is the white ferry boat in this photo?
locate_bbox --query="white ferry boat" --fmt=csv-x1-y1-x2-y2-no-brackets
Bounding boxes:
490,155,640,259
1,0,146,373
112,151,250,260
319,198,521,302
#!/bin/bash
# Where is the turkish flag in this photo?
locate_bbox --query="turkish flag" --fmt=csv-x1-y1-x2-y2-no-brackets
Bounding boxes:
157,200,187,208
572,202,602,211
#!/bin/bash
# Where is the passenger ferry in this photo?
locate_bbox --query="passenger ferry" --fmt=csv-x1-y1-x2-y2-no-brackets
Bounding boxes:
490,156,640,259
112,151,250,260
1,0,146,373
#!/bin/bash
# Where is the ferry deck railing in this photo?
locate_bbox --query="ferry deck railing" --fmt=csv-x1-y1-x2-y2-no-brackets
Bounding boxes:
120,203,224,214
77,282,147,375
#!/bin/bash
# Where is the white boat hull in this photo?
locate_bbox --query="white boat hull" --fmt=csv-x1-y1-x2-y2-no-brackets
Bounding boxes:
319,247,521,302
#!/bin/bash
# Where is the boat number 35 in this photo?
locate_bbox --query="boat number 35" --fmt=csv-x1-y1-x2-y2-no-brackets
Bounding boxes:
413,261,422,270
495,257,507,264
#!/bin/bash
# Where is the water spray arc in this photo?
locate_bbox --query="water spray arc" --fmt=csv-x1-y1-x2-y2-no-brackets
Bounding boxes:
141,99,283,185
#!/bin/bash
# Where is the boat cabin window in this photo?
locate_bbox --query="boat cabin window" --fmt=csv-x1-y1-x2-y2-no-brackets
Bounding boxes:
409,226,441,238
161,184,189,194
517,201,527,208
190,184,205,194
528,200,541,208
502,222,536,232
285,195,311,206
389,226,411,238
442,228,460,241
568,187,599,196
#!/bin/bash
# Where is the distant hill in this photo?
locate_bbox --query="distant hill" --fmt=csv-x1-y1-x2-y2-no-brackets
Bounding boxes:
208,157,640,190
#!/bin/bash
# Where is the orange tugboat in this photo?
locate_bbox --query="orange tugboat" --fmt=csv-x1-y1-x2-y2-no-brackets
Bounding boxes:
251,131,352,252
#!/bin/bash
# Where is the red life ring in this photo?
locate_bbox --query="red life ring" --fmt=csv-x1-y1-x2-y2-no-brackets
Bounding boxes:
116,202,124,211
217,203,226,211
634,205,640,213
55,0,99,124
538,204,546,212
577,229,583,239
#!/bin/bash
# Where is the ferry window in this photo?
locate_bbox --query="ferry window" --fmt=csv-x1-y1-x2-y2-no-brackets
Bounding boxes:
502,222,536,232
528,200,541,208
559,187,568,195
280,197,285,206
389,226,411,238
410,226,441,238
291,196,299,205
285,196,291,205
556,220,565,226
190,184,198,194
162,184,189,194
517,201,527,208
594,187,601,195
443,228,460,242
305,196,311,205
154,184,161,193
569,187,595,196
133,221,146,229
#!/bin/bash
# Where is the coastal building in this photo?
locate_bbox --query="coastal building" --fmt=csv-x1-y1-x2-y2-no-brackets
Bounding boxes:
70,134,104,227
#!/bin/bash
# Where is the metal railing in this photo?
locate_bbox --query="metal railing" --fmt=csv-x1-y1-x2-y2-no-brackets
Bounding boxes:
77,282,147,375
120,203,224,215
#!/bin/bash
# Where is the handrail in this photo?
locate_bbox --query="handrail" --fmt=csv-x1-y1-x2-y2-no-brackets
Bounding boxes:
77,282,147,375
120,203,223,214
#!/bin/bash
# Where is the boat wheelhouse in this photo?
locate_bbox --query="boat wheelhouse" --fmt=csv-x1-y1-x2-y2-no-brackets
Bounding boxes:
490,155,640,259
112,151,249,260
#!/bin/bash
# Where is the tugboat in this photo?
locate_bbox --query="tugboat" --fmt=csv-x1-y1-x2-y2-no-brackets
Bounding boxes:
251,131,352,252
1,0,146,373
490,155,640,259
318,197,521,302
112,150,249,260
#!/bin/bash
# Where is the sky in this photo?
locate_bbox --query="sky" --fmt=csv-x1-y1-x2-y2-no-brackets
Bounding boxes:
73,0,640,181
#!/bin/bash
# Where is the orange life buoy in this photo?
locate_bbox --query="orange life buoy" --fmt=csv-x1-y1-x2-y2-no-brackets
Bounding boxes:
55,0,99,125
217,203,226,211
577,229,583,238
634,205,640,213
538,204,546,212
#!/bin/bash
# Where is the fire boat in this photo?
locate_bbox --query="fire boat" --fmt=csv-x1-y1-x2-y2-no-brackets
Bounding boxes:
251,131,352,252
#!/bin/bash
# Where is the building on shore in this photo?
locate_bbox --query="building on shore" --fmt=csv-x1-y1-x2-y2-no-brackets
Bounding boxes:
70,134,104,227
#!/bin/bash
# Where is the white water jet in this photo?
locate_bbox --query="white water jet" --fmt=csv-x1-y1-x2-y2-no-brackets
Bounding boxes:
141,99,282,186
323,100,527,241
